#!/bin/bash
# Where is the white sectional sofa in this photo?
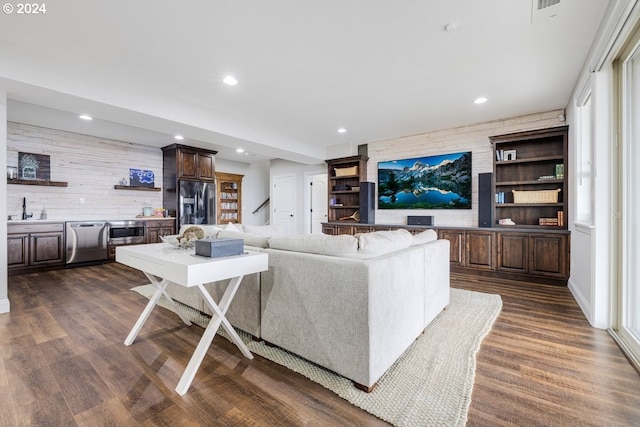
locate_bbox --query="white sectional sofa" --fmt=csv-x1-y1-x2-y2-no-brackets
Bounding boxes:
165,224,450,391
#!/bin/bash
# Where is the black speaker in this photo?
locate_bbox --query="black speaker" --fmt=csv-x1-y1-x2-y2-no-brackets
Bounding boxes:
407,216,434,226
359,181,375,224
478,172,493,227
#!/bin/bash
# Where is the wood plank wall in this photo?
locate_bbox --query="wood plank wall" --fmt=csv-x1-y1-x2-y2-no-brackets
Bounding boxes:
366,109,566,227
7,122,163,220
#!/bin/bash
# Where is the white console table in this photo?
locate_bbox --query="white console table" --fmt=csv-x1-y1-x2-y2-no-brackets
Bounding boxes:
116,243,268,395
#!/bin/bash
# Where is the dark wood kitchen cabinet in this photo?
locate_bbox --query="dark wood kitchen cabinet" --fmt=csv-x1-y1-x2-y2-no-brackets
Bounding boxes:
8,222,65,275
163,144,216,182
465,230,495,271
162,144,218,225
437,228,494,271
497,232,529,274
529,233,568,278
438,229,465,267
146,219,175,243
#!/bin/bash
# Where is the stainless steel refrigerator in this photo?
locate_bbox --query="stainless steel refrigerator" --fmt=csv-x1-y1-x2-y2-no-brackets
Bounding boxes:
178,180,216,226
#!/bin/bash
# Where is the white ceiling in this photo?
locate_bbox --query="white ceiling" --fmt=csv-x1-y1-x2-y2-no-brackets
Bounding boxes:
0,0,610,164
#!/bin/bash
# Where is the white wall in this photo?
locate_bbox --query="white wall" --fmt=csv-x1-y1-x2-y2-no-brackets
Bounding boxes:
216,158,270,226
562,0,640,329
6,122,270,225
0,91,8,314
7,122,163,220
566,57,615,330
269,110,566,234
269,158,325,234
366,110,566,226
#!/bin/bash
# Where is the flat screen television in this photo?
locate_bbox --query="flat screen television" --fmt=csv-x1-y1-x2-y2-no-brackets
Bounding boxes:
378,151,472,209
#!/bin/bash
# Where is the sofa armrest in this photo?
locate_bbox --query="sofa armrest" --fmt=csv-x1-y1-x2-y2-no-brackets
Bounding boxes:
421,239,450,327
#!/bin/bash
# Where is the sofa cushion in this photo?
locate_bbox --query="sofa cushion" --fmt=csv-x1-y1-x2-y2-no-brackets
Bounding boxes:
223,222,243,232
217,230,269,248
268,234,358,257
411,229,438,246
357,229,413,256
243,224,287,237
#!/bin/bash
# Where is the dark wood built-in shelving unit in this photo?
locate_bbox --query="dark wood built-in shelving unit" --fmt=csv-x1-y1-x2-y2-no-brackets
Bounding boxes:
490,126,568,229
325,155,368,222
215,172,243,224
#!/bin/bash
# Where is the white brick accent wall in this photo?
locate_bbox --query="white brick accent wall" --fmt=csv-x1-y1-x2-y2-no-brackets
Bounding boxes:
7,122,163,221
367,109,566,227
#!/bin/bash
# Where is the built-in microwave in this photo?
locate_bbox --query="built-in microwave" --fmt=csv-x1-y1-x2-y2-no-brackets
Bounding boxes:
107,220,146,245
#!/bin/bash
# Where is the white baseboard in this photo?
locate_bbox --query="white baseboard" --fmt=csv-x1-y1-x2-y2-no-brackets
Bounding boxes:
0,298,10,314
568,278,597,328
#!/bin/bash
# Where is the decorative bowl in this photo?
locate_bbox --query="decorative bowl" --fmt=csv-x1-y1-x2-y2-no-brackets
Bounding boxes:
160,234,197,249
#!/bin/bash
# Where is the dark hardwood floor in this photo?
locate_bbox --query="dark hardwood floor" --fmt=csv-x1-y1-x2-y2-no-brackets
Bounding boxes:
1,263,639,426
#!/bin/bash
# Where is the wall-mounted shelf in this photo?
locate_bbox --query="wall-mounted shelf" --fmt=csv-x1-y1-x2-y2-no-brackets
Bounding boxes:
8,179,68,187
114,185,161,192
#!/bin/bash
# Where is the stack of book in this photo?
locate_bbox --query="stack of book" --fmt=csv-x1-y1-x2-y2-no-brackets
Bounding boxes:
539,217,559,226
555,164,564,179
539,211,564,227
495,191,506,204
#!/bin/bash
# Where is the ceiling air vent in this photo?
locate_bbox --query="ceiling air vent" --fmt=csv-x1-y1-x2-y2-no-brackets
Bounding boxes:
531,0,563,23
537,0,560,10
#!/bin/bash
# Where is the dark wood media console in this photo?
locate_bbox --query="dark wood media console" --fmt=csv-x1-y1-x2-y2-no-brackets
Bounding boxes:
322,222,570,286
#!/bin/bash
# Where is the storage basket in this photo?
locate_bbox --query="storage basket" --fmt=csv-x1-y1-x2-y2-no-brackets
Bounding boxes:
334,166,358,177
512,188,561,203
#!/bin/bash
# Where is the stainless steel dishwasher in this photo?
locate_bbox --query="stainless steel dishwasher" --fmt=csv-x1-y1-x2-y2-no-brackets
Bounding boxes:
65,221,108,265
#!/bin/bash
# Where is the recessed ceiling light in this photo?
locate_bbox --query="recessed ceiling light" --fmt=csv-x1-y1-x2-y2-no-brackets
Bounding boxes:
337,128,347,134
236,148,244,153
474,97,488,104
223,75,238,86
79,114,92,120
174,135,184,140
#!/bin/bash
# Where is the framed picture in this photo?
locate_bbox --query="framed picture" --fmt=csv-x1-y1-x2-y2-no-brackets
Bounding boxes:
19,152,50,181
129,168,155,187
504,150,517,161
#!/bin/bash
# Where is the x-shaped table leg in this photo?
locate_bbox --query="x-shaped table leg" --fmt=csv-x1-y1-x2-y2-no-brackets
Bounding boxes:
124,272,192,346
175,275,253,395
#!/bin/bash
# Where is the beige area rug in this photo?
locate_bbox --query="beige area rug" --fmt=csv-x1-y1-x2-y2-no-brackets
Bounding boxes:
131,285,502,427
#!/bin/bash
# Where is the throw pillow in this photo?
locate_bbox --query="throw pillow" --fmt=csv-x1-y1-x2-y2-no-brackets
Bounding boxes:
243,224,287,237
268,234,358,257
411,229,438,246
224,222,243,232
216,230,269,248
357,229,413,256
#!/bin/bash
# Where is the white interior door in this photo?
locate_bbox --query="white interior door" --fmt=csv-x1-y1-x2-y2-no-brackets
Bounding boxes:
272,174,296,234
310,173,328,234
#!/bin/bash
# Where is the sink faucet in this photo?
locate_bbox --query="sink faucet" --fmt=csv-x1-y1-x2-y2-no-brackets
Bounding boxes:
22,197,33,220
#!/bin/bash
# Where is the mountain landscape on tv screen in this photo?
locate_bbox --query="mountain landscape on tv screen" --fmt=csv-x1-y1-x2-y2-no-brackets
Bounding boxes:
378,151,472,209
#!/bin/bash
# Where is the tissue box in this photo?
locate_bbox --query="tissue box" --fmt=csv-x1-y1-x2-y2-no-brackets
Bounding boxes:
195,237,244,258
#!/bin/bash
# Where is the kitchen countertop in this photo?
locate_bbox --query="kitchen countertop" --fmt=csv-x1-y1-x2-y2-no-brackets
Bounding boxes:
7,217,175,224
8,219,68,224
